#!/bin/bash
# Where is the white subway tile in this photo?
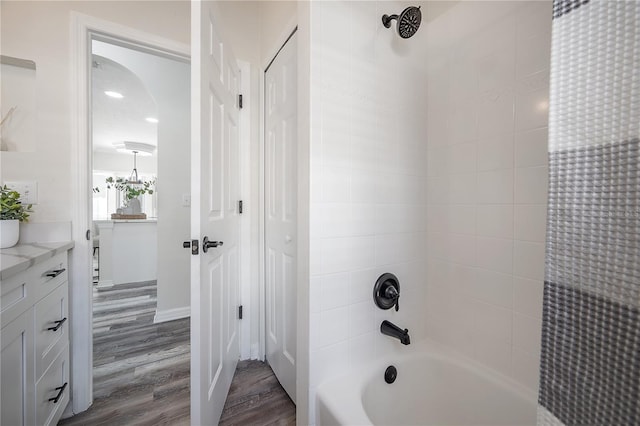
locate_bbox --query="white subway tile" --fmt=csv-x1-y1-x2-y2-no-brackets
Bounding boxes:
477,89,515,138
321,165,351,203
375,232,426,266
313,341,350,387
477,204,514,239
514,204,547,242
310,276,322,314
515,166,548,204
321,272,351,311
514,240,545,280
473,268,513,308
349,268,381,304
348,333,377,367
320,306,349,347
477,169,514,204
515,128,549,168
427,146,448,177
349,301,375,338
476,237,514,274
516,31,551,78
449,262,476,296
310,239,322,276
511,346,541,393
472,301,512,345
515,73,550,131
513,312,542,355
447,142,477,174
474,339,512,377
448,205,476,235
476,46,516,93
448,173,477,204
449,234,476,266
514,277,544,319
321,236,376,274
477,132,514,172
448,100,478,144
351,170,378,204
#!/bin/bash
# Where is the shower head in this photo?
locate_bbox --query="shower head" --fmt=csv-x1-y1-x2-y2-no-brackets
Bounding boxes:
382,6,422,39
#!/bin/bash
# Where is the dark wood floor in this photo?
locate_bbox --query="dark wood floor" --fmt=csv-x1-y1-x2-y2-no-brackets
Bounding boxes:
220,361,296,426
59,280,295,426
60,281,190,426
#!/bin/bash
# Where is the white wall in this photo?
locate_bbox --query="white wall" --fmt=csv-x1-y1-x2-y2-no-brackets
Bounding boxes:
307,1,429,423
424,1,551,393
0,1,189,223
92,41,191,318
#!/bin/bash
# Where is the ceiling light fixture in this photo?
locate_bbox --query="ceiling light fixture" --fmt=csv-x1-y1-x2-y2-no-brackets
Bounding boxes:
111,142,155,184
145,117,159,123
104,90,124,99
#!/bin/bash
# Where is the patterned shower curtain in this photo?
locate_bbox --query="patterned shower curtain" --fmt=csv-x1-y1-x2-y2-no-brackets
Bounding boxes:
538,0,640,424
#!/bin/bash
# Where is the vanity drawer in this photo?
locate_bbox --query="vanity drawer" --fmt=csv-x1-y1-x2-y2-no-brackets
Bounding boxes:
33,253,68,300
35,346,69,426
35,282,68,378
1,267,36,327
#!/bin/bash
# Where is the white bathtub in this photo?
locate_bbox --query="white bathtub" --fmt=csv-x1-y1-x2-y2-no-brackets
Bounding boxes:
316,340,537,425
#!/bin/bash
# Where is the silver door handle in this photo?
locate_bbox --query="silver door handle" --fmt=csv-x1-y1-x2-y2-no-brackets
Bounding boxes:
203,236,223,253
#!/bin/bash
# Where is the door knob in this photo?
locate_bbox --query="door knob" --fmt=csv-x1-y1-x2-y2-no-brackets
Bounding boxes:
202,236,223,253
285,235,292,243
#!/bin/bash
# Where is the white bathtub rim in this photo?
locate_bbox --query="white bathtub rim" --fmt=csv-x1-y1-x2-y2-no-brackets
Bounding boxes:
315,338,539,426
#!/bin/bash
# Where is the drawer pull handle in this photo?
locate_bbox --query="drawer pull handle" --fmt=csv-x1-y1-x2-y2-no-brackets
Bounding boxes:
46,268,66,278
49,382,68,404
47,317,67,332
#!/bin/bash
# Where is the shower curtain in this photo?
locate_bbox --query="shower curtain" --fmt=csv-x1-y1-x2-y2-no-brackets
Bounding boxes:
538,0,640,424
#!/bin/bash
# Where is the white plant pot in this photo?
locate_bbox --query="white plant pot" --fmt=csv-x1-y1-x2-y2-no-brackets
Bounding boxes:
0,219,20,249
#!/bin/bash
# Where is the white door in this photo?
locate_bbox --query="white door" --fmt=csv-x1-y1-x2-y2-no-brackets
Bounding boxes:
191,1,241,424
265,31,298,402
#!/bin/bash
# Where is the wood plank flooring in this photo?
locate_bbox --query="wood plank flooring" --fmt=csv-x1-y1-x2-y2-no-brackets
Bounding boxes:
220,361,296,426
59,281,191,426
59,281,296,426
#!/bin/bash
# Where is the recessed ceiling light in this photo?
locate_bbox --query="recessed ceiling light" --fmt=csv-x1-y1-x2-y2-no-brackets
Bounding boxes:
145,117,159,123
104,91,124,99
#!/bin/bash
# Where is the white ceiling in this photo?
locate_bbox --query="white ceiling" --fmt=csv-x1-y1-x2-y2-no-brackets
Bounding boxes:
91,54,158,154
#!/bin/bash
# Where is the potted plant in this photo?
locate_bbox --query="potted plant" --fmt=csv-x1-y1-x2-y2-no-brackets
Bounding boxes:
95,176,155,215
1,185,33,248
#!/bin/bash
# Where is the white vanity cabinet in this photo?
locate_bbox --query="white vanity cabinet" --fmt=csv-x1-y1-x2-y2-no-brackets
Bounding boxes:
1,242,73,426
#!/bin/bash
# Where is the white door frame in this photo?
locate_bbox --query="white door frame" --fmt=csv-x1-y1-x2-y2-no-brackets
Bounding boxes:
69,12,190,414
258,18,299,363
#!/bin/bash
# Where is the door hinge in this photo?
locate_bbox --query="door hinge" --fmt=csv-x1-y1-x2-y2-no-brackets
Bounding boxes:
238,305,243,320
238,200,243,214
238,94,243,109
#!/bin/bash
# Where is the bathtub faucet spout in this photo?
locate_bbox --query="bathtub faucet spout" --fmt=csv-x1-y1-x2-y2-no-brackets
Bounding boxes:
380,320,410,345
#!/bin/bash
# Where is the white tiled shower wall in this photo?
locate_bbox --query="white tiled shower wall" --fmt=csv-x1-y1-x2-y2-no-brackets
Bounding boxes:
308,0,429,421
308,0,551,421
424,1,551,392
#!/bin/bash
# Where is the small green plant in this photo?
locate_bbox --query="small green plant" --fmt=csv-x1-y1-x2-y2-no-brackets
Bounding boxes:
94,177,156,206
0,185,33,222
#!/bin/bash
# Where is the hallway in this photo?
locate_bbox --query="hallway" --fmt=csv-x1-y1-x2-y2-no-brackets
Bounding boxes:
58,281,294,425
59,281,191,425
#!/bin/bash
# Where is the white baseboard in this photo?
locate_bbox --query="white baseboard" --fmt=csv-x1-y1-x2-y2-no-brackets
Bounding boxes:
96,279,113,290
154,306,190,323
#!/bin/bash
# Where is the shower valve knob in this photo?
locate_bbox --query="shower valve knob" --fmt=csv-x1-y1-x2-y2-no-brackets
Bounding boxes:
374,273,401,311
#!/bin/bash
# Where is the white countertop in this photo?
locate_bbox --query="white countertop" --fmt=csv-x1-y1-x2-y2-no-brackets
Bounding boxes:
94,219,158,224
0,241,74,281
